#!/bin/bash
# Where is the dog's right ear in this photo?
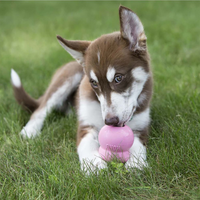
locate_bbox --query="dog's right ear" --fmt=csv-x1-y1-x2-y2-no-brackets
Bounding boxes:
57,36,91,67
119,6,147,51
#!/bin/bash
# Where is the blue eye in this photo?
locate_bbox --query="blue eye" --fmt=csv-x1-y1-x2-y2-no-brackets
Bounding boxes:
114,74,123,83
90,79,98,88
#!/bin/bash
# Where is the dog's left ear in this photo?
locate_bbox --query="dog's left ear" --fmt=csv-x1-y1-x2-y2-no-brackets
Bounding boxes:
57,35,91,66
119,6,147,51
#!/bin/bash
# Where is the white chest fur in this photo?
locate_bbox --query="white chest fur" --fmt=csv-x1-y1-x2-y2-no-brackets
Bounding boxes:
78,98,104,131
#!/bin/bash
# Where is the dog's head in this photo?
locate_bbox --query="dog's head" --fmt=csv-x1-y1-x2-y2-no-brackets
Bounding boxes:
57,6,152,127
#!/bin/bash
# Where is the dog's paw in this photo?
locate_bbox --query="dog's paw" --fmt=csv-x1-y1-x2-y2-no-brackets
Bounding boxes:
20,125,40,138
81,155,107,175
125,158,148,171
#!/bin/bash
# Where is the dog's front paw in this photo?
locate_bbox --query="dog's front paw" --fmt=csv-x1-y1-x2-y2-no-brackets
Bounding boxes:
20,125,40,138
125,158,148,171
81,154,107,175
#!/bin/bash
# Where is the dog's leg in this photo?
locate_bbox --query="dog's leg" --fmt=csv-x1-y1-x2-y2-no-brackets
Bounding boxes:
18,62,83,138
76,77,106,174
20,73,82,138
125,108,150,170
125,135,148,170
77,127,106,174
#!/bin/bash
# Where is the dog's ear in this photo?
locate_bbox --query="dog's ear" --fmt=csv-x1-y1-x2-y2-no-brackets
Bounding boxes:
119,6,147,51
57,35,91,66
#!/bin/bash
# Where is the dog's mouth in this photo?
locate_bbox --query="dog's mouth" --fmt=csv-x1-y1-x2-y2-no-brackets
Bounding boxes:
116,122,125,127
117,106,136,127
128,106,136,121
125,106,136,123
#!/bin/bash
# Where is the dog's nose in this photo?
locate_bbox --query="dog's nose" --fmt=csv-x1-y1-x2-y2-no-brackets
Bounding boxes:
105,116,119,126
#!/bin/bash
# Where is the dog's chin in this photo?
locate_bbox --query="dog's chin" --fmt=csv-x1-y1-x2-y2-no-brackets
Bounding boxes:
118,118,130,127
116,122,125,127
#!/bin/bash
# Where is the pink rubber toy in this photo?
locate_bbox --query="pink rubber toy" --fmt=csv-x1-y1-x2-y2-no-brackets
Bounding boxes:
98,125,134,162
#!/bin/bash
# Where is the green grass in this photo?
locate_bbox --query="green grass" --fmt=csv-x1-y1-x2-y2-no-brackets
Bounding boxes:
0,1,200,199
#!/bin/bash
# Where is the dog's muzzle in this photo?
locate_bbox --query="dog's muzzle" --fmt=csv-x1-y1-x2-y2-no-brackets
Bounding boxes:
105,116,124,127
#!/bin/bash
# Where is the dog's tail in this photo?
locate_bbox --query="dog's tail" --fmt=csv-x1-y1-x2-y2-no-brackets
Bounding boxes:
11,69,40,112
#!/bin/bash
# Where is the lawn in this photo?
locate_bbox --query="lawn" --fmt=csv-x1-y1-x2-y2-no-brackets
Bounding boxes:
0,1,200,199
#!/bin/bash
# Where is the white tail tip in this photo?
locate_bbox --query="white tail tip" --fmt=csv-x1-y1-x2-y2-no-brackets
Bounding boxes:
11,69,21,88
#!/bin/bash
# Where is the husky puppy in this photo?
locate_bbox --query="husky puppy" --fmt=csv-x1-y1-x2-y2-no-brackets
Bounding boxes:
11,6,153,173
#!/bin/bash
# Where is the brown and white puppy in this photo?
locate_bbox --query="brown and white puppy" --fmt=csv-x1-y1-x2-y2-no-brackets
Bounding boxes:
11,6,153,173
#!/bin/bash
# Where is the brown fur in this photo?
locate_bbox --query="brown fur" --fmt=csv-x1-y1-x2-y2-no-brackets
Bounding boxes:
12,85,40,112
76,125,95,146
84,32,151,106
12,61,83,114
76,75,97,102
39,62,83,108
56,7,152,146
12,6,153,159
74,31,152,144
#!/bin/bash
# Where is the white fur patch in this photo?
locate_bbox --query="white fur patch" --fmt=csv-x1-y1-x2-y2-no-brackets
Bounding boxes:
11,69,21,88
58,40,84,66
90,70,98,82
127,108,150,131
106,66,116,82
77,130,107,173
125,136,148,170
78,99,103,130
98,94,108,121
97,51,100,64
21,73,83,138
131,67,149,82
20,108,46,138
